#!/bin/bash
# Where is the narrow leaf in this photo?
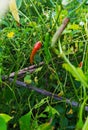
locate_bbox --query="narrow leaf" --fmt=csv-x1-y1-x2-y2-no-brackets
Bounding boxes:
62,63,87,82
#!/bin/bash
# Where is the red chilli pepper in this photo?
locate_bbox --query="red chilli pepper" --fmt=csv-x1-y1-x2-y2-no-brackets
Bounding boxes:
30,41,42,64
78,61,83,68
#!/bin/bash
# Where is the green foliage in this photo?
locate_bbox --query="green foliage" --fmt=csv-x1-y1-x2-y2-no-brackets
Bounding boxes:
0,0,88,130
0,117,7,130
82,116,88,130
44,105,60,118
44,33,51,64
0,114,12,130
0,114,12,123
38,122,53,130
16,0,23,9
24,74,32,84
19,111,32,130
63,63,87,82
76,98,88,130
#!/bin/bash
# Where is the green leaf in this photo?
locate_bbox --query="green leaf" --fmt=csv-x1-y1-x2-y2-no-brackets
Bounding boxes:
0,113,12,123
34,98,48,109
62,63,87,82
39,113,47,118
76,98,88,130
24,75,32,84
19,111,32,130
34,66,43,73
76,118,84,130
16,0,23,9
38,122,53,130
82,116,88,130
44,33,51,63
0,117,7,130
60,116,68,129
44,106,60,118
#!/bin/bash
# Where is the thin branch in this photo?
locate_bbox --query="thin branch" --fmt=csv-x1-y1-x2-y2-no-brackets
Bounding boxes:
10,62,44,77
2,62,44,80
8,78,88,112
2,54,82,81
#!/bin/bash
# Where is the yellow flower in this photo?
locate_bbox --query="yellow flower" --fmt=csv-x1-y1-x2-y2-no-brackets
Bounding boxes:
67,109,73,115
69,24,80,30
7,32,14,38
58,91,64,97
34,76,38,84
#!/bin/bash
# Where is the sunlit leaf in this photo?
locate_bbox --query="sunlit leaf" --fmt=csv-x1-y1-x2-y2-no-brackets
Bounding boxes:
44,106,60,117
82,116,88,130
0,113,12,123
39,113,47,118
24,75,32,84
62,63,87,82
76,117,84,130
34,66,42,73
38,122,53,130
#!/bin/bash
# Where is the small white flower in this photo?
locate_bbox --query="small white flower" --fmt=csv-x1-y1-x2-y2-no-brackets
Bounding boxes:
79,21,84,26
62,0,73,6
62,0,69,6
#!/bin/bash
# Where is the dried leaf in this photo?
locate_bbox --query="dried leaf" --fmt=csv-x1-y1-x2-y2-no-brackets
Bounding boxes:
9,0,20,23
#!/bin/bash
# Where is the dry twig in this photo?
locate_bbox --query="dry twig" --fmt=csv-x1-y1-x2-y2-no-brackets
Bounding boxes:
8,78,88,112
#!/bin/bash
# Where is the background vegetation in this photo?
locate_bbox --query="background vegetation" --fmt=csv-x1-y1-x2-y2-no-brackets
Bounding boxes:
0,0,88,129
